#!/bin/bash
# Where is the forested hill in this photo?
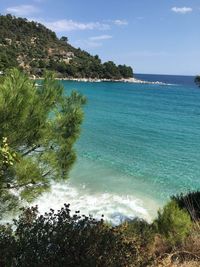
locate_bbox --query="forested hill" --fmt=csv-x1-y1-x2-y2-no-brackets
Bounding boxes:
0,14,133,79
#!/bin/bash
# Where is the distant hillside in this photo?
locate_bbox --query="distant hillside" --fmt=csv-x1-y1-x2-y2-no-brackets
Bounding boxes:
0,14,133,79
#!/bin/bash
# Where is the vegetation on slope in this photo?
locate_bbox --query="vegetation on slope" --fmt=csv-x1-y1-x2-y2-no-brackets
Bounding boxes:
0,195,199,267
0,14,133,79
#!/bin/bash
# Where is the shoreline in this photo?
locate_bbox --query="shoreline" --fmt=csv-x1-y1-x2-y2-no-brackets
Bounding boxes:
56,77,167,85
33,76,167,85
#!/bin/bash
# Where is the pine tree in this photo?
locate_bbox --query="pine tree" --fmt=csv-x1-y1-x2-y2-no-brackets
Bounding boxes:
0,68,86,216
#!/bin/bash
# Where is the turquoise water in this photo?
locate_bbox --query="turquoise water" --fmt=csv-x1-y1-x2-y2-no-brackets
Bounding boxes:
36,78,200,224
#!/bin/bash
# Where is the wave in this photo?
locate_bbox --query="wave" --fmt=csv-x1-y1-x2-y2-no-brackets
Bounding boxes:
34,181,151,225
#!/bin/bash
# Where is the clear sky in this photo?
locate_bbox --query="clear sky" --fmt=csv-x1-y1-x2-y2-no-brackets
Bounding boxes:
0,0,200,75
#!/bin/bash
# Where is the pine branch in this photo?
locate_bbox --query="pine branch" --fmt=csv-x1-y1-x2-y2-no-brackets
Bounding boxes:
42,170,52,178
1,181,34,190
1,180,47,190
22,145,40,156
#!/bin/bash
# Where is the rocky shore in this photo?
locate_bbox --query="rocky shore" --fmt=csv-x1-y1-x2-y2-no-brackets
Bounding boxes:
54,77,167,85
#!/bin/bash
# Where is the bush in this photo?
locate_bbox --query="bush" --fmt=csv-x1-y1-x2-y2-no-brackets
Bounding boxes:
154,200,192,246
183,225,200,257
119,218,155,266
121,218,154,244
172,191,200,221
0,205,138,267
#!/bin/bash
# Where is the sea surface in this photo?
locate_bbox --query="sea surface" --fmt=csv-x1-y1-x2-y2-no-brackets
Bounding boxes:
35,74,200,224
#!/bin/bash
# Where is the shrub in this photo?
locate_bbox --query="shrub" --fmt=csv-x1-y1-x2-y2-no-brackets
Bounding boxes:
121,218,154,244
154,200,192,246
0,205,138,267
182,224,200,257
119,218,155,266
172,191,200,221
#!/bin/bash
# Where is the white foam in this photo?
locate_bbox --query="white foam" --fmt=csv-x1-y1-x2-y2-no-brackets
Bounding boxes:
34,181,151,225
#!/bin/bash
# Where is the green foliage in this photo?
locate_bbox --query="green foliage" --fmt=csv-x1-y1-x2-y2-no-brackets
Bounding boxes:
0,205,137,267
0,137,18,167
0,14,134,79
0,137,20,214
172,191,200,221
195,75,200,87
102,61,121,79
60,36,68,43
154,200,192,245
118,64,134,78
122,218,154,243
0,47,18,70
0,69,86,217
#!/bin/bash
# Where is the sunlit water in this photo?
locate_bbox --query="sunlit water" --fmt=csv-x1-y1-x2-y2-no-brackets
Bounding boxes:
35,76,200,224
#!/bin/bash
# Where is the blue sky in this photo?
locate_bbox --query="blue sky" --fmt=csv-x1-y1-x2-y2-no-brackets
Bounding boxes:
0,0,200,75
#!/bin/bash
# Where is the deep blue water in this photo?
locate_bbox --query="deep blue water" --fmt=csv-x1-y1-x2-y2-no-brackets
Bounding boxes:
36,74,200,224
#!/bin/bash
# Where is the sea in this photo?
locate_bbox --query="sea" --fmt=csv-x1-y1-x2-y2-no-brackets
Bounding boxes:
35,73,200,225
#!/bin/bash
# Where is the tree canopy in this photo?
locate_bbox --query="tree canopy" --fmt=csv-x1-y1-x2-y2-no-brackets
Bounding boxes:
0,68,86,217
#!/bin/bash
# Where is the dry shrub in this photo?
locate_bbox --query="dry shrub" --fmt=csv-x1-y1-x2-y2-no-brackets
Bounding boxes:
155,258,200,267
172,261,200,267
182,223,200,257
150,223,200,267
152,234,171,257
152,248,200,267
119,218,155,266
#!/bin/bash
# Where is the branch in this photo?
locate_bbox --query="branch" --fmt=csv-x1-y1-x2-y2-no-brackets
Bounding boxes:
1,180,49,190
157,250,200,264
170,250,200,261
1,181,35,190
42,170,52,178
22,145,40,156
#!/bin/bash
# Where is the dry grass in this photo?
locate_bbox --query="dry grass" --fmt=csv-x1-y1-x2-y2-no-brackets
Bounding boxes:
183,224,200,257
172,262,200,267
152,256,200,267
150,222,200,267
